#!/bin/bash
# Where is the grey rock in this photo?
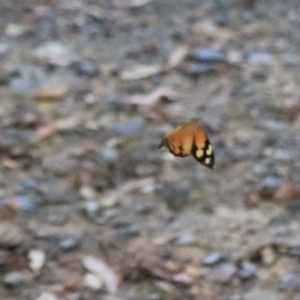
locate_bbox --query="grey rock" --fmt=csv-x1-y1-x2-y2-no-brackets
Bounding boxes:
3,272,26,286
248,52,273,65
59,236,82,251
173,234,197,246
189,48,226,62
99,148,119,163
258,176,284,198
210,263,237,284
238,261,257,280
202,253,229,266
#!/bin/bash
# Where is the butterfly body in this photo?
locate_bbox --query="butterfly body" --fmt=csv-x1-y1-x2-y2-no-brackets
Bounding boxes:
158,119,214,169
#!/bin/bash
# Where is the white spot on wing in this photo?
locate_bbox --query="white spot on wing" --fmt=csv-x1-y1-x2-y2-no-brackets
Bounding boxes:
206,145,213,156
196,149,204,158
205,158,211,165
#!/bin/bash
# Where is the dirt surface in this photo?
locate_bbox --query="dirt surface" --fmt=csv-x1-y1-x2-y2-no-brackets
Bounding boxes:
1,0,300,299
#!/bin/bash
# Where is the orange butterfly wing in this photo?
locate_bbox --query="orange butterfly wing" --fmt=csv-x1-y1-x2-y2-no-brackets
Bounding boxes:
158,119,214,169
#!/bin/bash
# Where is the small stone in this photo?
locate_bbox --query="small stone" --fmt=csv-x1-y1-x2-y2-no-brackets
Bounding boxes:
64,276,81,291
5,23,26,37
59,236,81,251
0,224,24,248
3,272,26,287
152,234,173,246
101,196,119,208
258,176,284,199
172,273,193,285
164,260,181,273
209,263,237,284
34,42,72,66
80,186,96,201
186,63,218,76
238,261,257,280
245,193,260,208
173,234,196,246
28,249,46,273
37,292,58,300
279,271,300,292
248,52,273,65
68,60,99,78
274,183,297,201
9,70,37,95
99,148,119,163
83,273,103,291
261,246,277,266
6,196,38,214
82,201,101,218
202,253,229,266
189,48,226,62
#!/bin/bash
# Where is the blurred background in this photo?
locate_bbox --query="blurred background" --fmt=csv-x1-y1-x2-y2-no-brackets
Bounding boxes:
1,0,300,299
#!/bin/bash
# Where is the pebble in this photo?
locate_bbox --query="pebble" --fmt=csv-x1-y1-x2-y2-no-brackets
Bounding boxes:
82,201,101,219
5,23,26,37
59,236,82,251
279,271,300,292
261,246,277,266
0,224,24,248
28,249,46,273
83,273,103,291
209,263,237,284
202,253,229,266
238,261,257,280
99,148,119,163
3,271,26,287
189,48,226,62
9,70,37,95
173,234,197,246
248,52,273,65
68,60,99,78
34,41,72,66
36,292,59,300
172,273,193,285
258,176,284,199
274,183,297,201
186,63,218,76
7,196,38,214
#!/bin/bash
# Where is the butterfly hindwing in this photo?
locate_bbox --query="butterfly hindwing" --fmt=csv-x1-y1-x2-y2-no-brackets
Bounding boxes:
159,126,194,157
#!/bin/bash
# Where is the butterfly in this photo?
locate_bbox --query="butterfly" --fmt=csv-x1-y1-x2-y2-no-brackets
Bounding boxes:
158,118,214,169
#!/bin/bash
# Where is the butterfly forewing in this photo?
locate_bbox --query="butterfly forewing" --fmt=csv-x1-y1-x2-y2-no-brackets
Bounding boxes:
158,119,214,169
191,129,214,169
